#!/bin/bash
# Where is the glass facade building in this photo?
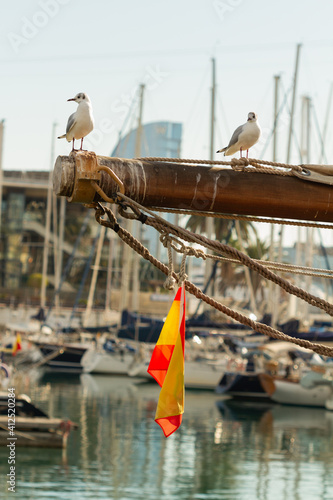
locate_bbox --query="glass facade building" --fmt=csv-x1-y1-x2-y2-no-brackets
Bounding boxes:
111,121,183,262
111,121,182,158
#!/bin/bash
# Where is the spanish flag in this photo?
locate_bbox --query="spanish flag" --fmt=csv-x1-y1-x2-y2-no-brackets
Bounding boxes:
12,333,22,356
147,285,186,437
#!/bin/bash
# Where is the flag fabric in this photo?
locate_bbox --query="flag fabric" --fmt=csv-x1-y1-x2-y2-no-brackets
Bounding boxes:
147,284,186,437
12,333,22,356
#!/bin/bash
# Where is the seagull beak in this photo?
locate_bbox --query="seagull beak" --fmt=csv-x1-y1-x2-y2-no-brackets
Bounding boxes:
67,98,75,102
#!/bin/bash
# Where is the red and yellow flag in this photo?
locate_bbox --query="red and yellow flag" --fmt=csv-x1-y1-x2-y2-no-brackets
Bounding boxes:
12,333,22,356
147,285,186,437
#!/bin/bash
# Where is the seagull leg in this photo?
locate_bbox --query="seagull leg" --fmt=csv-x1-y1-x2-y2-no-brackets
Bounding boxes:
80,138,83,150
246,149,249,159
71,139,75,152
240,148,243,158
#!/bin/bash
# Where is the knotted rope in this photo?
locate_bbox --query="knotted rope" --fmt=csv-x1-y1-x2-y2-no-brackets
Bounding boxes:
93,203,333,357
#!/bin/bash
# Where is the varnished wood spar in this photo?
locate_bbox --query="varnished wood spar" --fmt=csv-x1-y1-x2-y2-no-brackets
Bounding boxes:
53,151,333,222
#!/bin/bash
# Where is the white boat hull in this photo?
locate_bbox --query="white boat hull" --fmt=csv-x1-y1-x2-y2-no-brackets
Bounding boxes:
81,349,134,375
272,379,333,408
128,358,227,390
184,359,227,389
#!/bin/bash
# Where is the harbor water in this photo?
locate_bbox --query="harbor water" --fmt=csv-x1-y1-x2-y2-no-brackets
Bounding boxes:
1,371,333,499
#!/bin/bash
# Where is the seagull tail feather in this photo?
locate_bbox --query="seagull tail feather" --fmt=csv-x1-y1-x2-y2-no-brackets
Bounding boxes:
216,147,227,154
57,134,66,139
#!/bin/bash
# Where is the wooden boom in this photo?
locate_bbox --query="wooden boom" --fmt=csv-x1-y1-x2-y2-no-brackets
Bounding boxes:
53,151,333,223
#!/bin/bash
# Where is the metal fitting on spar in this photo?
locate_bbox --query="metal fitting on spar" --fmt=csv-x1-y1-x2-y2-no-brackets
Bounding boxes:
53,151,124,204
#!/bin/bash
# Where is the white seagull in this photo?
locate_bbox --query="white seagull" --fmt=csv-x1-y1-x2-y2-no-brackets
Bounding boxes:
58,92,94,151
217,112,261,158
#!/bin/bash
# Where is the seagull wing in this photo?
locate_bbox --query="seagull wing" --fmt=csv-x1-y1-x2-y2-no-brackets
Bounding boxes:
227,123,245,148
66,112,77,134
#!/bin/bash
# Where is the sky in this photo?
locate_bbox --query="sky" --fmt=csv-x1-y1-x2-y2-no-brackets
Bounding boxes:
2,0,333,245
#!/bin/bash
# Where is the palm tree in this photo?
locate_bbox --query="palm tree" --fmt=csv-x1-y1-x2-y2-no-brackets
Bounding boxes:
246,238,270,302
185,214,269,307
185,215,258,244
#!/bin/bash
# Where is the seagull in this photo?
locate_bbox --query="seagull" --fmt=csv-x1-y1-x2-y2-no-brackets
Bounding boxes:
216,112,261,158
58,92,94,151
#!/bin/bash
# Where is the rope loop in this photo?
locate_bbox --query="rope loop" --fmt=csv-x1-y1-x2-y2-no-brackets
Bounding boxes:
178,250,188,286
118,202,142,220
163,235,176,290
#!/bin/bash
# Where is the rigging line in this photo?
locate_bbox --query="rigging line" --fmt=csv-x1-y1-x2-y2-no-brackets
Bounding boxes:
114,87,142,156
118,110,137,157
312,103,328,164
191,220,236,318
136,156,303,170
216,92,230,141
167,239,333,280
146,207,333,231
141,126,149,157
317,228,333,293
320,83,333,163
95,205,333,357
261,78,303,162
116,193,333,316
8,40,333,66
281,78,303,163
184,63,210,125
214,257,333,280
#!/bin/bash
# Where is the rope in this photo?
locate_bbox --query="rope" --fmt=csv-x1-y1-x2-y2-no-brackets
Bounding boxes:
157,226,333,280
93,204,333,358
161,233,177,290
136,156,303,171
135,156,307,178
117,193,333,317
208,255,333,280
147,207,333,231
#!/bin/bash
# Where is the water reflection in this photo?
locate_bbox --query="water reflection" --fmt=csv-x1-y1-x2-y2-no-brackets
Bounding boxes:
216,399,333,500
0,373,333,499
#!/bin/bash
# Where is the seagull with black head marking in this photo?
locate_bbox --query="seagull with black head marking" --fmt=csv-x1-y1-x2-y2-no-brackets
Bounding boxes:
217,112,261,158
58,92,94,151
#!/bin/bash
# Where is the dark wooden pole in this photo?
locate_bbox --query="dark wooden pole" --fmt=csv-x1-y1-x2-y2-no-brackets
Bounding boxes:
53,151,333,223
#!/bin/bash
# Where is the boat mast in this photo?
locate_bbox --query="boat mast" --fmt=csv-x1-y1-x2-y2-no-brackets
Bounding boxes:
272,44,301,328
286,44,302,164
272,75,280,162
84,223,106,326
209,58,216,162
41,122,57,311
132,84,145,317
118,84,145,324
289,96,311,320
105,231,114,313
268,75,280,316
55,196,66,311
303,96,314,322
204,58,216,300
319,82,333,163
